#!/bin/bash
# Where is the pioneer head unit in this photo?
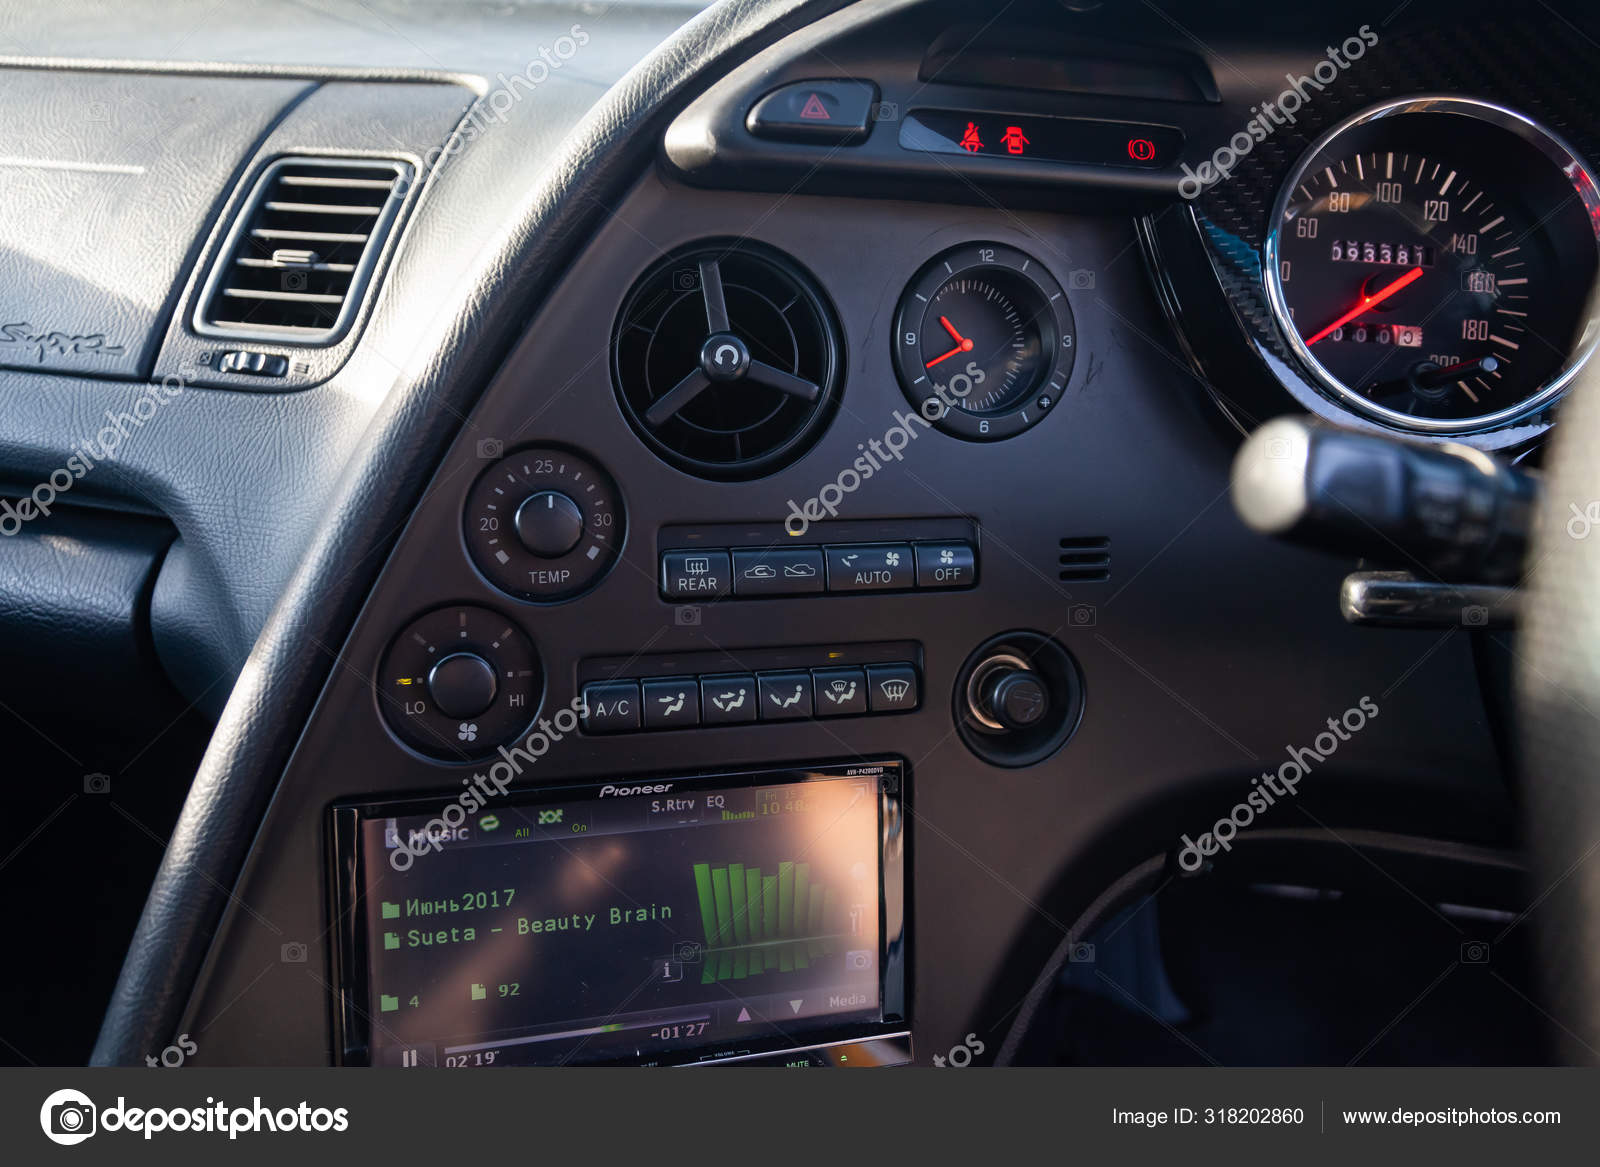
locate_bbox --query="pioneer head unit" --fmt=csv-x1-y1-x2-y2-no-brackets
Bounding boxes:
330,760,907,1066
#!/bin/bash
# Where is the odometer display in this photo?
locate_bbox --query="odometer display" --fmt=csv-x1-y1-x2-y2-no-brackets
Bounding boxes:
1266,98,1600,433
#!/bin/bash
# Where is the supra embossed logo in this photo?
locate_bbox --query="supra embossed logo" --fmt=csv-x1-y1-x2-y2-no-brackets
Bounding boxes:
1,321,125,362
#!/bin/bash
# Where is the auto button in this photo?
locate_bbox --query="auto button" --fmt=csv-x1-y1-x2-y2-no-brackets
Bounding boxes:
825,544,915,592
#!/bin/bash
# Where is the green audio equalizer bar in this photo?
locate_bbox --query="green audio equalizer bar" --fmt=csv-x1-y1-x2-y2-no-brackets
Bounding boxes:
692,861,839,983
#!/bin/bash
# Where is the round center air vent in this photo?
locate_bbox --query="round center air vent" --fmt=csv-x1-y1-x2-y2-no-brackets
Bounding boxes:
613,242,842,480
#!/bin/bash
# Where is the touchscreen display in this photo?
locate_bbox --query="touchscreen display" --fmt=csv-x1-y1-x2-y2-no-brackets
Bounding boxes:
338,763,901,1067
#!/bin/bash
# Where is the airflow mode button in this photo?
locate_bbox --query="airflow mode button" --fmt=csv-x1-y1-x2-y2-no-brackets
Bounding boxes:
732,547,825,596
757,671,814,720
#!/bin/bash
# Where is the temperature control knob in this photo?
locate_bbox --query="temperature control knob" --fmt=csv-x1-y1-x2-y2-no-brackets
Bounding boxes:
515,491,585,557
378,605,540,759
464,446,623,602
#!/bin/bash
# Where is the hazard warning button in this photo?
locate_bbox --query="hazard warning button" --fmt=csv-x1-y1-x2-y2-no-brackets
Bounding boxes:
746,79,878,143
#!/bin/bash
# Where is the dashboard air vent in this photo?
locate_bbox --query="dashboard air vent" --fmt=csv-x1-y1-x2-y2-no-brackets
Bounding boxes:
613,242,842,480
196,156,412,344
1059,536,1111,581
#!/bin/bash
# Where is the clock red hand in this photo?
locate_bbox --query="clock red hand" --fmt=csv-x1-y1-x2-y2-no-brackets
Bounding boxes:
926,315,975,368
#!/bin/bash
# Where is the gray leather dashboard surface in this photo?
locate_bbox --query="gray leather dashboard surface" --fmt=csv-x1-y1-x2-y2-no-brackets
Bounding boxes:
0,70,310,378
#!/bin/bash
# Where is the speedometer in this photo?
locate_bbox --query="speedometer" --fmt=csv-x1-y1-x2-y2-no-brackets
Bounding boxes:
1265,97,1600,434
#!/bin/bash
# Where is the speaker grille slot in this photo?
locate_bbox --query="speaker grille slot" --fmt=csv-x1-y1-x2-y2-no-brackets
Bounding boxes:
1059,536,1111,581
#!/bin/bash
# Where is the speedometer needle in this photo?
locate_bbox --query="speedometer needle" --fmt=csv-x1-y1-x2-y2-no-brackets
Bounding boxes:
1304,266,1425,346
926,315,975,368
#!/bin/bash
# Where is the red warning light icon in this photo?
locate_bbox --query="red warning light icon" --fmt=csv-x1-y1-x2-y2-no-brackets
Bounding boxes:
1127,137,1157,162
1001,125,1030,155
798,93,832,121
959,122,984,152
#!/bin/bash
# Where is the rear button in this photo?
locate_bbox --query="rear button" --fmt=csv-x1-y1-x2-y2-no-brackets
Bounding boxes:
662,550,731,600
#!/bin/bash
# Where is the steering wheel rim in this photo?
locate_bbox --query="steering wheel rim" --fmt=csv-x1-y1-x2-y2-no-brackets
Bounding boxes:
1518,330,1600,1065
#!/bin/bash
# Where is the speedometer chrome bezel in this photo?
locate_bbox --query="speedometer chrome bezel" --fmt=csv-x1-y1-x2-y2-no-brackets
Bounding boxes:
1263,95,1600,435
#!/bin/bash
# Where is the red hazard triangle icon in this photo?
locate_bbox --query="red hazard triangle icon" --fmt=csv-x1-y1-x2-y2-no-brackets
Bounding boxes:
798,93,832,121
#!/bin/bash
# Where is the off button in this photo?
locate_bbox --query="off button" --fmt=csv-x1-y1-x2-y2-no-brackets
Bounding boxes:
914,542,977,589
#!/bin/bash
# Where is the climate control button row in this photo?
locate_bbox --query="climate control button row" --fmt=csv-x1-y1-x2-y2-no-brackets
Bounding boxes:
661,540,975,600
581,663,919,734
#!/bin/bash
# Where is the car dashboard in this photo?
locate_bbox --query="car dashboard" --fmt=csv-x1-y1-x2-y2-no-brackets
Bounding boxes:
1,0,1590,1070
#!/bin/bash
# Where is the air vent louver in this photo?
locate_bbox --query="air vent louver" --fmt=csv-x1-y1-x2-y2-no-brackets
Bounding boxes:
197,157,411,343
1059,536,1111,581
613,242,842,480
